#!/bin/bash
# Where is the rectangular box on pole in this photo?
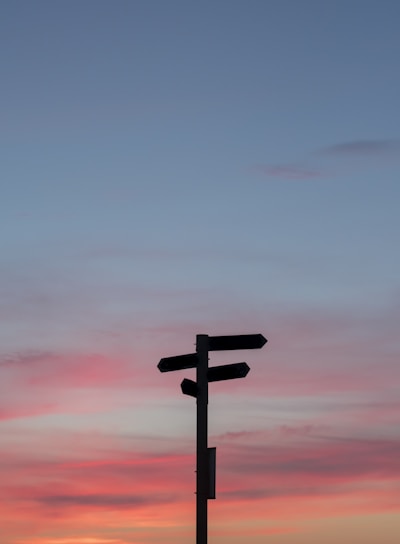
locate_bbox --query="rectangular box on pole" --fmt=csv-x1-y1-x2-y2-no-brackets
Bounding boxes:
208,447,216,500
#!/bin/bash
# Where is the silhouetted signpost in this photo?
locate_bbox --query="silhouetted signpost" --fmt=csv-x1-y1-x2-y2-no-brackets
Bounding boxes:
157,333,267,544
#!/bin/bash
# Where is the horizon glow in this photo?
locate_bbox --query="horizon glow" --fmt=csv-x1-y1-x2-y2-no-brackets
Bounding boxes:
1,2,399,543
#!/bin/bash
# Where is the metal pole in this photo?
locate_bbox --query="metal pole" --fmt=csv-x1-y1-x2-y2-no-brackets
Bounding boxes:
196,334,209,544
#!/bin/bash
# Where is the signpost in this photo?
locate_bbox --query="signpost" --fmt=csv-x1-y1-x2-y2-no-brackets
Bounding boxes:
157,333,267,544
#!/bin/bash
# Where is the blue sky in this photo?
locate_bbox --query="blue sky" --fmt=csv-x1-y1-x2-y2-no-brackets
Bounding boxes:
1,2,400,543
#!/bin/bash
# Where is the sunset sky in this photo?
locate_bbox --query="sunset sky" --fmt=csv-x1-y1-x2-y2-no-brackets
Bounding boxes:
1,1,400,543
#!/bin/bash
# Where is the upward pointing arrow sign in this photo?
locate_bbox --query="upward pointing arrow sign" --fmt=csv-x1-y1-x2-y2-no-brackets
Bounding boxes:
208,334,267,351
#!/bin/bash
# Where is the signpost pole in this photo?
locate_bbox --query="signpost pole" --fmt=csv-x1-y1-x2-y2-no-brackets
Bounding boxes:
196,334,209,544
157,332,267,544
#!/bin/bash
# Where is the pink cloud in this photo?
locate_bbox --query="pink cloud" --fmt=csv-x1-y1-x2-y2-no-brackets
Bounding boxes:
0,402,59,421
3,427,399,507
0,349,146,421
1,423,399,542
0,439,194,541
217,431,400,489
1,303,398,429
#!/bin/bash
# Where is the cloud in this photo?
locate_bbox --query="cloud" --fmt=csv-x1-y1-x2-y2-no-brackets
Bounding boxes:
0,349,133,389
1,302,397,427
219,432,400,484
18,539,130,544
211,429,400,521
256,164,323,180
31,540,130,544
255,138,400,183
0,347,149,422
215,425,329,443
4,426,399,506
0,402,59,421
0,434,195,541
1,424,399,540
37,492,174,508
319,139,400,157
0,350,54,367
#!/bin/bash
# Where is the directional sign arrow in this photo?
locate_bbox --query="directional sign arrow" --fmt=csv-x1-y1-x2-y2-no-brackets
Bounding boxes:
208,333,267,351
158,353,198,373
181,378,198,398
207,362,250,382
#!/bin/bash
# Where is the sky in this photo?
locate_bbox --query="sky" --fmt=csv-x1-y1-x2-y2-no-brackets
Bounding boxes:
0,1,399,543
